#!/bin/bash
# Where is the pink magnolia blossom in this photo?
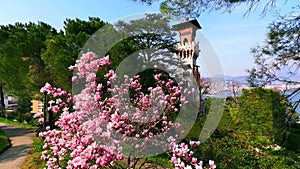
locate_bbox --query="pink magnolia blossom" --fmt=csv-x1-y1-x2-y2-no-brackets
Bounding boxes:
37,52,215,169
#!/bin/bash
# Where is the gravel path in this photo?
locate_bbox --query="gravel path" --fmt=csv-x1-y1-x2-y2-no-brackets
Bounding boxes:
0,123,35,169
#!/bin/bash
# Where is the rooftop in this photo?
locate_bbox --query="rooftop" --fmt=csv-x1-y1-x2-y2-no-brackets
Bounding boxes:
173,19,202,30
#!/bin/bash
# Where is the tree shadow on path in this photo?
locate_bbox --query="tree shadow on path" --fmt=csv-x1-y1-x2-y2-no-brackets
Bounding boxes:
0,144,32,163
0,123,35,168
0,125,34,137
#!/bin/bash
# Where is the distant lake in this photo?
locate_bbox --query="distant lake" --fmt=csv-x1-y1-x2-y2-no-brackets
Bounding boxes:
207,90,300,117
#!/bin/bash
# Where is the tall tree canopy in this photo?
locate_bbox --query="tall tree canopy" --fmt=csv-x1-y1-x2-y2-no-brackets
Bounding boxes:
0,22,57,97
0,22,57,116
42,17,106,92
113,14,178,73
76,14,180,95
115,14,177,51
0,15,179,103
0,17,106,117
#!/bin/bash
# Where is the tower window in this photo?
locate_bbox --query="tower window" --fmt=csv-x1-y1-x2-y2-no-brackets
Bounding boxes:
183,38,188,45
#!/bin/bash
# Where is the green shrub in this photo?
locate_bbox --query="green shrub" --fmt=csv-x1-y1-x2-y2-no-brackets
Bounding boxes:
286,132,300,153
0,129,10,153
229,88,294,147
186,89,300,168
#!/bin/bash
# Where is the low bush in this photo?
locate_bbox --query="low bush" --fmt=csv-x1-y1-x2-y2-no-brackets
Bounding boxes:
0,129,10,153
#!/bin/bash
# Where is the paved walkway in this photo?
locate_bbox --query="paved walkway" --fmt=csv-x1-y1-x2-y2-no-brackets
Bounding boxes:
0,123,35,169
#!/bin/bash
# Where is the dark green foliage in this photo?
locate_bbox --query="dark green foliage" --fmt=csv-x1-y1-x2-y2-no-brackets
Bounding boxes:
113,14,178,76
0,84,5,117
195,136,258,168
42,17,107,92
0,15,178,120
6,111,36,125
136,68,176,94
0,18,107,120
0,22,57,98
214,104,236,136
184,88,300,168
193,135,300,169
0,17,106,96
17,97,32,114
115,13,177,52
287,132,300,153
286,123,300,152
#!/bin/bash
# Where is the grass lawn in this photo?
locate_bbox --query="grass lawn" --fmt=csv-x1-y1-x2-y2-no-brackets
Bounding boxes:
147,154,173,168
21,137,45,169
0,128,10,154
0,117,36,128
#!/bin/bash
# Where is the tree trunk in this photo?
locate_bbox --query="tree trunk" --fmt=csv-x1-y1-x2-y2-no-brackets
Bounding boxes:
43,92,47,130
0,84,6,117
49,110,54,129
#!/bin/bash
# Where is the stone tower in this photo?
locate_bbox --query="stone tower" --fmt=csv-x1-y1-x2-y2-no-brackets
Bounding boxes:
173,19,201,85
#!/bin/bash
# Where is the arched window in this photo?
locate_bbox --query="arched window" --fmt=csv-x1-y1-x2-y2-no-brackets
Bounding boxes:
183,38,188,45
180,50,182,59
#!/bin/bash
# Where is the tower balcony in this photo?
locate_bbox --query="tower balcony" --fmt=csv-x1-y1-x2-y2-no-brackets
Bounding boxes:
176,42,200,65
176,41,199,52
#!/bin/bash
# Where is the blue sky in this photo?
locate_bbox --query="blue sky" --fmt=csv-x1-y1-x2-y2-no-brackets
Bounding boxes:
0,0,298,76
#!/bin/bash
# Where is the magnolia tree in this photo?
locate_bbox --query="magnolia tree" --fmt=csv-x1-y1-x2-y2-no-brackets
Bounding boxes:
37,52,216,169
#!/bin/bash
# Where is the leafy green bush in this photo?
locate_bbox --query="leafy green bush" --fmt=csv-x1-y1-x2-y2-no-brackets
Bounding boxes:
0,129,10,153
185,89,300,168
286,124,300,152
229,88,294,147
192,135,300,168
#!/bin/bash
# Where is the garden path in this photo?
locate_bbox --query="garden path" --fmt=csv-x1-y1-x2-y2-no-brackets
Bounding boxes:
0,123,35,169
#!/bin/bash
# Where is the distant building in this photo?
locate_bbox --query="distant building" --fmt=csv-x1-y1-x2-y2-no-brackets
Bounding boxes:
173,18,202,85
4,98,8,108
1,95,18,112
31,100,43,114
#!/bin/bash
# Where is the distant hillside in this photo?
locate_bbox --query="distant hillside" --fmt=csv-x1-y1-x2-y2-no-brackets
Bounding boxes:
223,75,248,81
203,75,249,84
203,74,300,90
